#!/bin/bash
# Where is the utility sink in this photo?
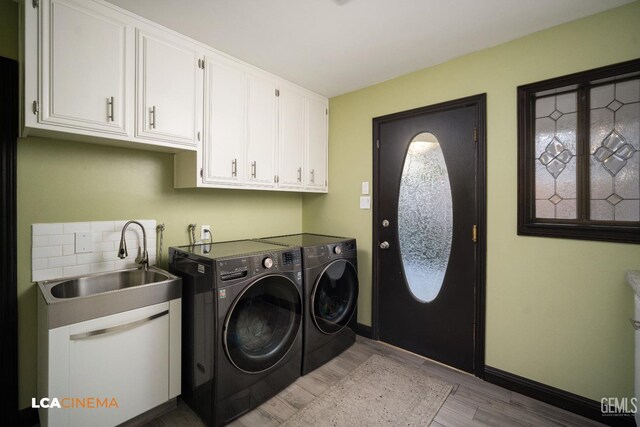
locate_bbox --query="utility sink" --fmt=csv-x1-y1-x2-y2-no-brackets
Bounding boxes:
49,269,171,299
38,267,181,329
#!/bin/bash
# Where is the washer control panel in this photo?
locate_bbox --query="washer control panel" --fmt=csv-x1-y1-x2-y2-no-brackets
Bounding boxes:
217,250,302,282
303,239,357,266
262,257,274,269
250,253,280,274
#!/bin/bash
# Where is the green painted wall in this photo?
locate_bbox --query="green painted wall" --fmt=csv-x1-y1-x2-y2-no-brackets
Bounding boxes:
16,138,302,409
0,0,18,61
303,1,640,402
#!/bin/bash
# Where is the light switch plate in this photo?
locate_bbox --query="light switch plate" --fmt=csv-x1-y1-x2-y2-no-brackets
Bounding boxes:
75,232,93,253
362,181,369,195
360,196,371,209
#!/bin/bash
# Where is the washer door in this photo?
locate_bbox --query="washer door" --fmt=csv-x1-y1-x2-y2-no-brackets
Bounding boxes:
224,275,302,373
312,259,359,334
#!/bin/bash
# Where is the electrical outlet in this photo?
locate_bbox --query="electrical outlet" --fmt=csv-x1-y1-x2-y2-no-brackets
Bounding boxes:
201,225,211,240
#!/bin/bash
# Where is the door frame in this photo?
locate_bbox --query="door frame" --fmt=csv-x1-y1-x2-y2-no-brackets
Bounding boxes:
1,56,19,423
372,94,487,378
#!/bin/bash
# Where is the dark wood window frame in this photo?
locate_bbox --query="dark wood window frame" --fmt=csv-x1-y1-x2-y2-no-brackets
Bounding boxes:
518,58,640,244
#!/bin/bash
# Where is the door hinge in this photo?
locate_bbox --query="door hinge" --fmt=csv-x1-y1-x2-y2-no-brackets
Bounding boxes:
200,168,203,178
32,0,39,8
376,139,380,149
473,127,478,143
275,89,280,97
32,100,38,115
326,108,328,115
472,224,477,243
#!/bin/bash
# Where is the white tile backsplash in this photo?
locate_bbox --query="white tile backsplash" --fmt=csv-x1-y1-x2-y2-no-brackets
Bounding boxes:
32,219,156,282
32,223,64,236
91,221,115,232
33,268,63,282
32,246,63,259
90,261,115,274
49,234,75,246
33,258,48,270
63,222,91,234
32,235,49,247
63,264,91,277
48,255,77,268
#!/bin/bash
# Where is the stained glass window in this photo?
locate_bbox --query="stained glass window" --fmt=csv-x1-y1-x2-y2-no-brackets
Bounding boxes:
519,59,640,243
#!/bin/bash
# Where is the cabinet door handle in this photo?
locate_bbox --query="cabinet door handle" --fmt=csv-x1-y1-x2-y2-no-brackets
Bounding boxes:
150,106,156,129
232,158,237,177
297,167,302,182
69,310,168,341
107,96,114,122
310,169,315,184
251,161,256,178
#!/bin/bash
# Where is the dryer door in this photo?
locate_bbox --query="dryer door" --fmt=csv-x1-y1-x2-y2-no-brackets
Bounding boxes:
312,259,359,334
224,275,302,373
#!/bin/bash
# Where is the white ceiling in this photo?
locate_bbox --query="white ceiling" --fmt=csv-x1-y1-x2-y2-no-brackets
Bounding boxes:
105,0,633,97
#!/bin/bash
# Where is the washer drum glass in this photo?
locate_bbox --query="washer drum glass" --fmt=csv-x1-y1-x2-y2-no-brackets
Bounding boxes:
225,275,302,373
312,259,358,335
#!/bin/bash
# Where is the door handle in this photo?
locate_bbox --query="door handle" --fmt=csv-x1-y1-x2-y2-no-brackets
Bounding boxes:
379,241,390,250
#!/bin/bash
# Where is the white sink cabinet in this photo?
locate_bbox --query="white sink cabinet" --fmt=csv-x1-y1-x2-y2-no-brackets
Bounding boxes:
37,298,181,427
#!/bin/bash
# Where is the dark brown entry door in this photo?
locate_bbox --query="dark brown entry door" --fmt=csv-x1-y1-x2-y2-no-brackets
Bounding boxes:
374,96,483,374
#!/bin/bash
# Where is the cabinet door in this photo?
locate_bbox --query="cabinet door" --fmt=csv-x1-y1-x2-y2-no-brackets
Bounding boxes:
41,0,131,135
67,303,169,427
203,54,246,185
136,29,201,147
278,85,306,189
306,97,328,191
247,73,278,187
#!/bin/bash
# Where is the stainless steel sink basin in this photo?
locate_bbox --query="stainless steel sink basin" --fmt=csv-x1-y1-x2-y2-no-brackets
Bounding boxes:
38,267,181,328
49,269,170,298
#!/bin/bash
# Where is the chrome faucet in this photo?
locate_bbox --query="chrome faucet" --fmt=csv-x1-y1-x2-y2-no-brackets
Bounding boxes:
118,220,149,270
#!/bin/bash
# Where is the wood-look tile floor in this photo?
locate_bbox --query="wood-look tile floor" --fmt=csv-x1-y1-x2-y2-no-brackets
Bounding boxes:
147,336,604,426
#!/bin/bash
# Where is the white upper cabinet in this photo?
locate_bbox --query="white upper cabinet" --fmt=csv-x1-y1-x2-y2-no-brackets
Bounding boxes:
136,28,202,147
202,53,246,185
306,96,329,192
40,0,131,136
246,73,278,187
278,85,306,189
23,0,328,191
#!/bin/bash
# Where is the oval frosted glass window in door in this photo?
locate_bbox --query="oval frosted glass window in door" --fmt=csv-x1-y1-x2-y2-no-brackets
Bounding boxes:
398,132,453,303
